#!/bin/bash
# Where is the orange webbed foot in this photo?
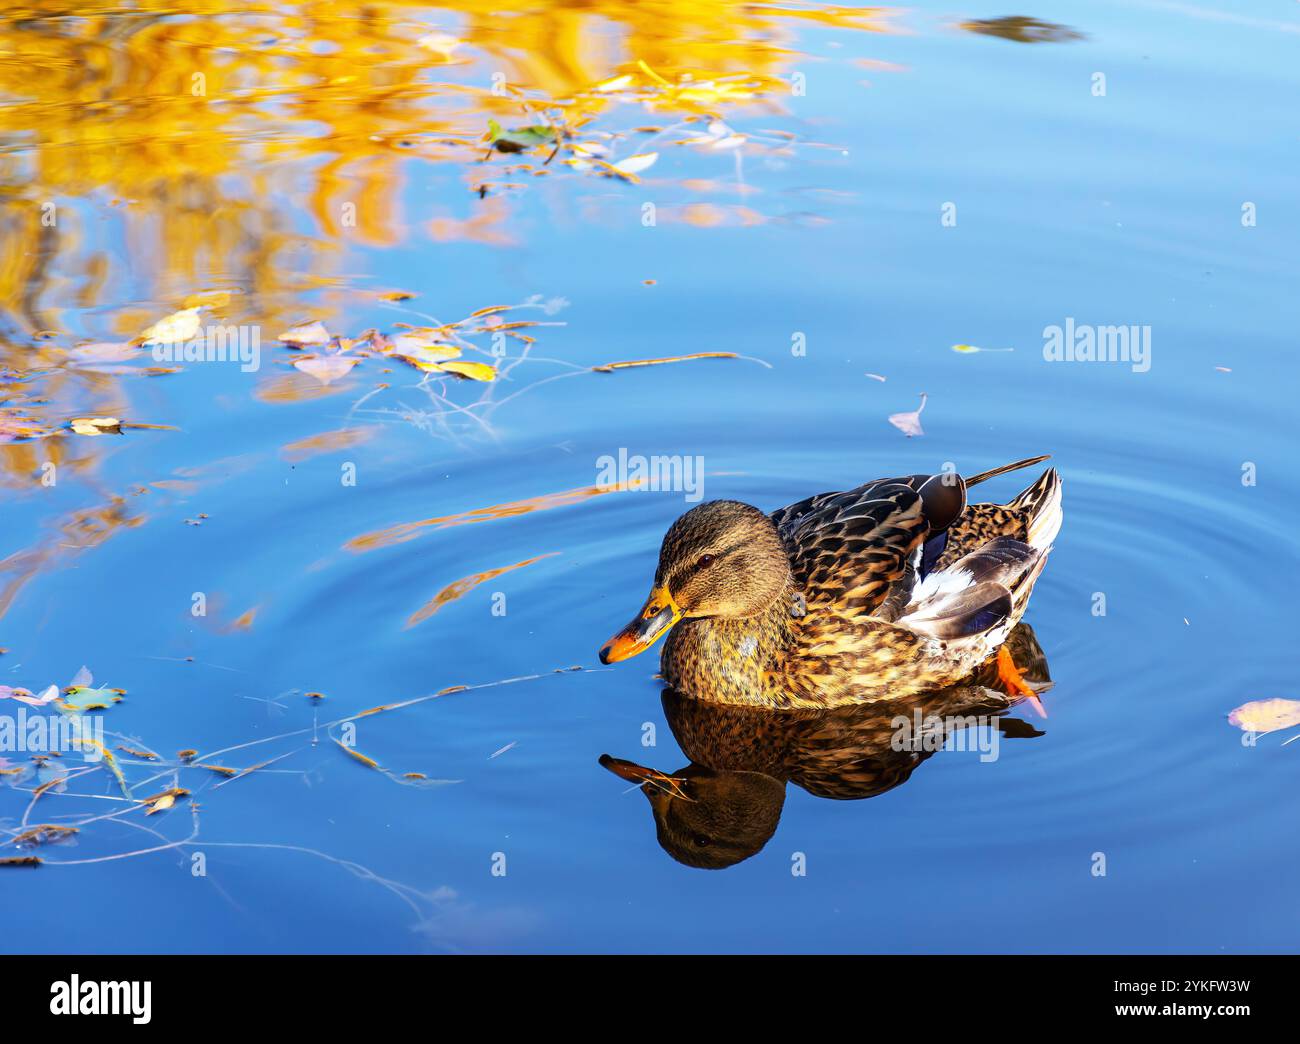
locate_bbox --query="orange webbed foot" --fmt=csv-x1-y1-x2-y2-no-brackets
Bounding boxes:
996,645,1046,718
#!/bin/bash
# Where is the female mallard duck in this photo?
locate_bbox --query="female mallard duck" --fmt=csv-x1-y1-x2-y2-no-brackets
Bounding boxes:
598,455,1061,709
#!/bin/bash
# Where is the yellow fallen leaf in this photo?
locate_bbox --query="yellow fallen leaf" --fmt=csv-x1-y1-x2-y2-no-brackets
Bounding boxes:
438,360,496,381
146,793,175,815
278,321,332,346
69,417,123,436
139,308,202,345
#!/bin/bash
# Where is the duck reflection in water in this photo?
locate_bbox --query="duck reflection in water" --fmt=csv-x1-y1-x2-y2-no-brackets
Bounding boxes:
600,624,1050,870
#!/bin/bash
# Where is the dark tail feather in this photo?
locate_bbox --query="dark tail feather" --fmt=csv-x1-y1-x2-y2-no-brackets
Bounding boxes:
965,455,1051,489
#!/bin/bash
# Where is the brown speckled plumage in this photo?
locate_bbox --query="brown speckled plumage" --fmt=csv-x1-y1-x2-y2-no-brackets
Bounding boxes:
608,457,1062,709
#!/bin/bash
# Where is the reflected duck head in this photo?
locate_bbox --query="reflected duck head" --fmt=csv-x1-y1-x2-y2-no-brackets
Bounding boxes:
599,754,785,870
599,500,791,663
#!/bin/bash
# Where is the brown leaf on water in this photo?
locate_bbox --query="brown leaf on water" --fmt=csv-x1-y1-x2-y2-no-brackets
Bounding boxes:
116,745,158,760
438,685,469,695
280,426,376,463
888,392,927,437
195,763,239,777
376,290,416,301
140,787,189,805
145,793,176,815
406,553,557,628
1228,698,1300,735
592,352,738,372
345,482,637,553
0,857,41,868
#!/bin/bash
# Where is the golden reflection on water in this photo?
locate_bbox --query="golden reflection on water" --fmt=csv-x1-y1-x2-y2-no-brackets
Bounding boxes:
0,1,901,493
0,1,897,335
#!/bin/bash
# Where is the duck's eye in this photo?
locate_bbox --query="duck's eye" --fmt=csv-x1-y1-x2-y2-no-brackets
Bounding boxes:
692,834,711,848
696,554,716,569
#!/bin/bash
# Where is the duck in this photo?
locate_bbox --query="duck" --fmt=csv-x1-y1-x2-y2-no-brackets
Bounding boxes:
598,455,1061,709
599,623,1053,869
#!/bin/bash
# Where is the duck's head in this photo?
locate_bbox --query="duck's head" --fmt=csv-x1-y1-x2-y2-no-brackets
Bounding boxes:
599,754,786,869
599,500,791,664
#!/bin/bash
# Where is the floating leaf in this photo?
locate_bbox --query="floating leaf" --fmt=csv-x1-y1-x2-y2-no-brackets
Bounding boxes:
888,393,927,437
486,119,556,152
139,307,202,345
59,686,125,713
0,857,41,868
278,321,332,347
292,355,358,384
612,152,659,177
195,763,239,777
1228,698,1300,735
438,360,496,381
146,793,175,815
69,416,123,436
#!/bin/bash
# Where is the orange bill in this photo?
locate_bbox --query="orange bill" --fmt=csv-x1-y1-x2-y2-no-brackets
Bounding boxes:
599,585,682,663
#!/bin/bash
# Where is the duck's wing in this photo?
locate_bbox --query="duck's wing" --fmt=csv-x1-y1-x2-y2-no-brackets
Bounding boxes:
897,535,1046,640
772,473,966,621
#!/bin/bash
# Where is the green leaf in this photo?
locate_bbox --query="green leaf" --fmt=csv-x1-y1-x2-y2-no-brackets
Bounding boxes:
487,120,556,152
